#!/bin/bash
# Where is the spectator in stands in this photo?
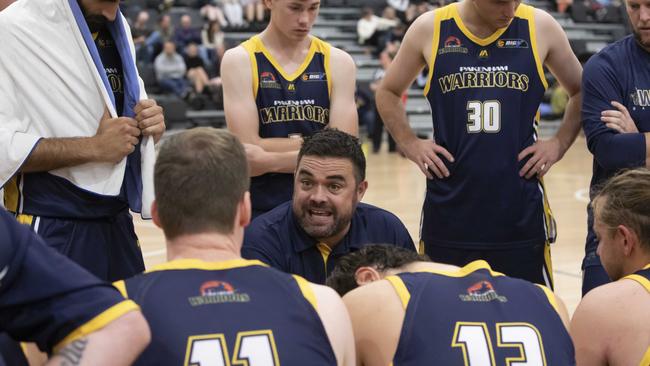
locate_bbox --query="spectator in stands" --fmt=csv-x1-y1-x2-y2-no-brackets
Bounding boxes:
221,0,246,28
154,41,189,98
370,42,400,153
202,20,226,63
132,10,153,62
356,7,399,48
387,0,410,22
184,43,211,95
148,14,175,59
199,0,229,28
174,14,202,52
242,129,415,285
243,0,266,29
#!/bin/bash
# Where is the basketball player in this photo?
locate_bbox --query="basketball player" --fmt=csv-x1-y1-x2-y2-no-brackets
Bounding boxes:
327,244,574,365
114,128,355,366
0,0,165,281
580,0,650,295
571,169,650,365
376,0,583,287
222,0,358,217
0,209,150,365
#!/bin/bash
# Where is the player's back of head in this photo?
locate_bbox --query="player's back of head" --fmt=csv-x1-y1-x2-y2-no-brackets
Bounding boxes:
154,127,249,239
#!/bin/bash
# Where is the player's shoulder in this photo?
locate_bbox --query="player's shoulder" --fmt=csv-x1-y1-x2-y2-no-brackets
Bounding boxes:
576,280,636,318
222,44,252,67
343,278,397,309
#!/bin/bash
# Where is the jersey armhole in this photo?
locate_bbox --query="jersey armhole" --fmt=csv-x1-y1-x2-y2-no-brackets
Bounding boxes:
322,42,333,97
385,275,411,310
423,10,442,96
292,275,319,311
535,284,560,315
526,6,549,90
241,39,260,99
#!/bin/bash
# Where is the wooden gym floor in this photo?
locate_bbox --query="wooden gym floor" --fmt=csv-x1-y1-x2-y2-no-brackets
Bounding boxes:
135,135,593,314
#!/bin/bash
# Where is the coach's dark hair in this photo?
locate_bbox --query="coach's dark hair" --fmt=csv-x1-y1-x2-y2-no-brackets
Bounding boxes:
298,129,366,183
326,245,429,296
154,128,249,239
593,168,650,251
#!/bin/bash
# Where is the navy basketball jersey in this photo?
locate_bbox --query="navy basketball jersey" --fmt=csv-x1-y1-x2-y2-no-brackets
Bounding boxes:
241,35,332,214
116,259,336,365
421,4,555,249
389,260,574,365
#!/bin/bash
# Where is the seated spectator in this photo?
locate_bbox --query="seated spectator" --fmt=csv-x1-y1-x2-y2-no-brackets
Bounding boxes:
199,0,229,28
221,0,246,28
357,7,399,48
571,169,650,365
242,129,416,284
132,11,153,62
174,14,202,52
154,41,189,98
148,14,175,60
386,0,410,22
184,43,211,95
243,0,266,28
202,20,226,63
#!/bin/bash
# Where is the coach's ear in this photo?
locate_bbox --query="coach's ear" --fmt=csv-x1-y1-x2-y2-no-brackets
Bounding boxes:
239,191,252,227
354,266,382,286
151,200,162,228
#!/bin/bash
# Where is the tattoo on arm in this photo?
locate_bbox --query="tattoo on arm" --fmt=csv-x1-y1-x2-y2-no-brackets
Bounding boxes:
58,338,89,366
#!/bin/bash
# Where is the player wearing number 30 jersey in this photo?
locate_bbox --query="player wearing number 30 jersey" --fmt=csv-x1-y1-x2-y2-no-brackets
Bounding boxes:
328,245,575,366
377,0,583,287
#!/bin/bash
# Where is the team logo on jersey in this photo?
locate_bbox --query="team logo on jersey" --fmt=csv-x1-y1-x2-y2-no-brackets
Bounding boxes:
496,39,529,48
302,72,326,82
458,281,508,303
287,82,296,93
631,89,650,107
188,280,251,306
260,71,281,89
438,36,468,55
478,49,489,59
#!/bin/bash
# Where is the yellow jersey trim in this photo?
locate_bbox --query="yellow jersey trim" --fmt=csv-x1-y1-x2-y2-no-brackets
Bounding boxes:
113,280,128,298
639,346,650,366
423,7,445,96
252,35,321,82
241,38,260,99
53,300,140,353
386,275,410,310
322,42,332,97
15,214,33,226
450,2,514,46
415,259,505,278
522,5,548,90
146,258,267,273
535,284,560,315
4,175,19,212
625,274,650,294
293,275,318,311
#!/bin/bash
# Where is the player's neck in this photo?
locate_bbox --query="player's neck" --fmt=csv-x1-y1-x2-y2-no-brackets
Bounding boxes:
166,232,242,263
625,253,650,276
458,1,502,38
259,25,311,57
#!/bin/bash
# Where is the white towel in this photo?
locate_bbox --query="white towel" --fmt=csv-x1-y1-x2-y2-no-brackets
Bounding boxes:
0,0,155,218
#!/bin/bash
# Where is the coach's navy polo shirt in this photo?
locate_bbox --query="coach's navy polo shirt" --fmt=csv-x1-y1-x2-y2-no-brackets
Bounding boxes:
242,201,415,284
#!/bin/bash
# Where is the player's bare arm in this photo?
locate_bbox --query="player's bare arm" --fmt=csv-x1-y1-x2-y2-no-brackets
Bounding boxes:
48,311,150,366
20,109,141,172
328,47,359,137
311,283,356,366
342,280,404,366
518,9,582,178
377,11,454,180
